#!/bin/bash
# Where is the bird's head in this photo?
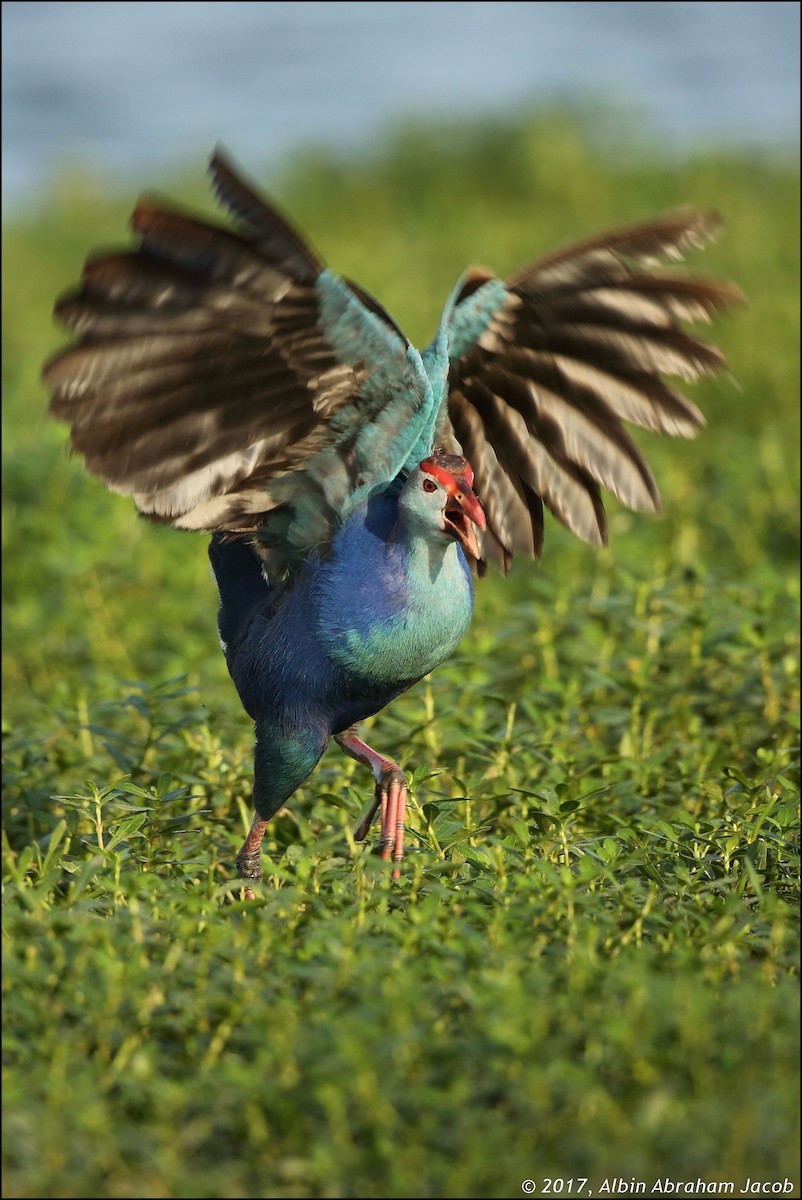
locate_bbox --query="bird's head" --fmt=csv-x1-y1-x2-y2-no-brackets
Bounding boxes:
399,454,486,560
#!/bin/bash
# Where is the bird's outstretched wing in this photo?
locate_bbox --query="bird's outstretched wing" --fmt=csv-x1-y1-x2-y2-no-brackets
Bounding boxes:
436,213,743,570
44,150,436,571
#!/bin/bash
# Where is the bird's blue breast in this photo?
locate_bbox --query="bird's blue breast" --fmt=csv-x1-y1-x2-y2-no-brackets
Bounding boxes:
216,491,474,741
316,492,475,690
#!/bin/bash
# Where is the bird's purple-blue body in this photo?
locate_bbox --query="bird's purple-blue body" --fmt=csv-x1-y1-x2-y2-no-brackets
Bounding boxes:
210,454,483,878
44,150,740,884
210,471,477,867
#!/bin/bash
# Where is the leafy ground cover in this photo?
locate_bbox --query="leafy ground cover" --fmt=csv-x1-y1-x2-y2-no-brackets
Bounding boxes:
3,112,799,1198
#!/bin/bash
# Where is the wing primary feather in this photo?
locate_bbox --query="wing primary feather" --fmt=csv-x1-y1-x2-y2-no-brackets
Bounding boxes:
510,210,725,285
477,357,661,511
455,380,608,546
208,148,323,282
46,172,740,577
45,153,425,571
443,208,740,567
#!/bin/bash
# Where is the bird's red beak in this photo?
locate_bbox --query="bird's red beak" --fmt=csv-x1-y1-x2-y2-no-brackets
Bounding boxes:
420,455,487,560
443,474,486,561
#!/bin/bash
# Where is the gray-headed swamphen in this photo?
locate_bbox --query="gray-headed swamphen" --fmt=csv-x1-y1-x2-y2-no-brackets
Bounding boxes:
44,150,741,887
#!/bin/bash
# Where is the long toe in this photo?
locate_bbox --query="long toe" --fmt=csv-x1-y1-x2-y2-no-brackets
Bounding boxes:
378,767,408,877
354,794,382,842
392,786,407,879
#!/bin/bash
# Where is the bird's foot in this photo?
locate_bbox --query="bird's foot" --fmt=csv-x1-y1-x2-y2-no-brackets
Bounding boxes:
236,846,263,879
354,766,407,879
236,814,267,900
336,728,408,878
379,766,408,880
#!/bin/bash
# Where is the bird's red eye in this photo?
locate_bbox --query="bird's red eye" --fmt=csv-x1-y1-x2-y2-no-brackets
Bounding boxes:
423,478,438,493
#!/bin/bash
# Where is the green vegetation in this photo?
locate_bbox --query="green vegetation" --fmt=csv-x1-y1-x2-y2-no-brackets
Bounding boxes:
3,112,799,1198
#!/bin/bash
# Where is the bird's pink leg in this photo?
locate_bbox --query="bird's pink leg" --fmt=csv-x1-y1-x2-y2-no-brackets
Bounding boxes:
335,726,408,877
236,813,268,900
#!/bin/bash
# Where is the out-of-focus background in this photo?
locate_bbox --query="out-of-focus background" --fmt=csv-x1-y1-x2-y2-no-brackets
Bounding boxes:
3,0,800,206
3,5,800,1199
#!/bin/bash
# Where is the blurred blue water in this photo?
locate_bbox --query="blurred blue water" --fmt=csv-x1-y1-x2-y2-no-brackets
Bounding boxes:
2,0,799,209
